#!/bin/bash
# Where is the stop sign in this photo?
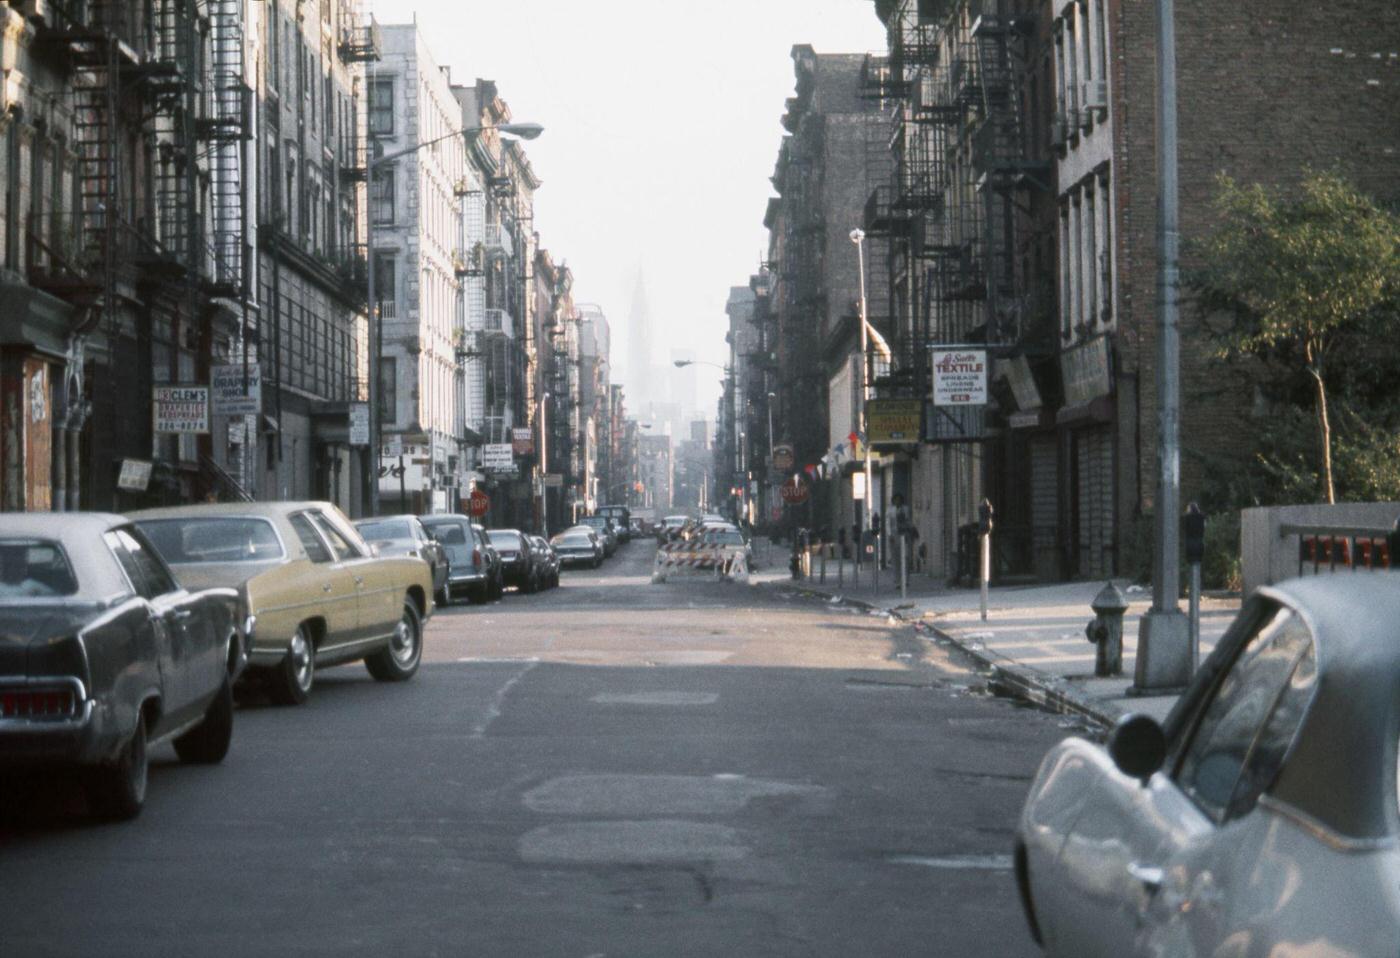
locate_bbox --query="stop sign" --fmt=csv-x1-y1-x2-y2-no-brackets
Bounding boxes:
779,480,809,505
468,489,490,517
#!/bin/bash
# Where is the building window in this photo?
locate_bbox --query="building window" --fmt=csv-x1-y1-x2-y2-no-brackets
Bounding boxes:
369,79,394,136
378,356,397,426
373,251,396,314
372,167,394,224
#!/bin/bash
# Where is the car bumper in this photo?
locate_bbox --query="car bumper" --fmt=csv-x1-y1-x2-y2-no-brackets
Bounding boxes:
557,554,595,566
0,695,107,767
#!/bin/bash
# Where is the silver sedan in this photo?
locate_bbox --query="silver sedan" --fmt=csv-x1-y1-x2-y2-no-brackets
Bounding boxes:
1016,575,1400,957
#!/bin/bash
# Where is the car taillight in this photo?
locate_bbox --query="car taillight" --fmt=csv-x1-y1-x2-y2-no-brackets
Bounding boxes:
1,687,78,720
473,548,482,569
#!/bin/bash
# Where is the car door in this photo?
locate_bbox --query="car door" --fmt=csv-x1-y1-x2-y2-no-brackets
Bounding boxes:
1045,600,1318,958
103,528,210,726
286,511,362,648
309,510,394,639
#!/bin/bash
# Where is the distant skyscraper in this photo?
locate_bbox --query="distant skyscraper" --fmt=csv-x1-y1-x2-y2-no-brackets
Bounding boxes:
627,271,653,409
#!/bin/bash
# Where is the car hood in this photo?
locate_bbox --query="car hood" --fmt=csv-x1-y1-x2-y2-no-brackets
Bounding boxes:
168,560,285,591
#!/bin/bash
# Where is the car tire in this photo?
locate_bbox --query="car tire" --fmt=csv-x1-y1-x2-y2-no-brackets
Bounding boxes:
366,599,422,682
88,716,148,821
173,677,234,764
268,625,315,706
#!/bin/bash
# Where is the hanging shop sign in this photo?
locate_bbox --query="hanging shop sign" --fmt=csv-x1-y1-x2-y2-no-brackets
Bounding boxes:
771,444,795,472
544,473,564,489
117,458,153,492
210,364,262,416
866,398,923,445
153,386,209,434
931,349,988,406
481,443,516,472
1060,335,1113,405
348,404,370,446
1003,356,1042,411
511,427,534,456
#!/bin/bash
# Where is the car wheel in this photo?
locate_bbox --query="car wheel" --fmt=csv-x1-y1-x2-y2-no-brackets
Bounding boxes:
366,599,423,682
173,677,234,764
88,716,148,821
268,625,315,706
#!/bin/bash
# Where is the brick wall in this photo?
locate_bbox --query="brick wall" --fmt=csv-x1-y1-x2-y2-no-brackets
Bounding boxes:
1112,0,1400,522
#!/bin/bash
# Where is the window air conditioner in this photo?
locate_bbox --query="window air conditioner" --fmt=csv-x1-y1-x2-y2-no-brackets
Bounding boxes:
1082,80,1108,117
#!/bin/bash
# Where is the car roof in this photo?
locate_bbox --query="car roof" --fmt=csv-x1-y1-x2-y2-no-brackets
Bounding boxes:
131,501,339,519
1231,576,1400,839
0,512,136,600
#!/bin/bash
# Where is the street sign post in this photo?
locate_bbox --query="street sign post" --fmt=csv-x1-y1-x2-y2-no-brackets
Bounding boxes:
468,489,490,517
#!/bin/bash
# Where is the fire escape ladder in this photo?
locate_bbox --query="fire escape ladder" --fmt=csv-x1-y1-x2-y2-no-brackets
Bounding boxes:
203,0,247,298
72,39,121,287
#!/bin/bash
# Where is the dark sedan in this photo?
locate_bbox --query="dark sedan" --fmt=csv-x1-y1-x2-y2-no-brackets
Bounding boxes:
486,529,540,592
0,514,245,820
527,535,560,589
550,529,602,569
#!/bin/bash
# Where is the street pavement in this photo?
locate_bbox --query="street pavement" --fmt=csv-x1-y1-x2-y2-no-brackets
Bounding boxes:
770,540,1242,725
0,538,1077,957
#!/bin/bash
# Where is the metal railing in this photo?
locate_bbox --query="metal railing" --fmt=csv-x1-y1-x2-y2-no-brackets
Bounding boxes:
482,223,514,259
1280,520,1400,578
484,307,513,337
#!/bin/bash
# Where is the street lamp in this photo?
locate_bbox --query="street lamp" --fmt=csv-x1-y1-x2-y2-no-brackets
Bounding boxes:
363,122,544,517
850,228,874,532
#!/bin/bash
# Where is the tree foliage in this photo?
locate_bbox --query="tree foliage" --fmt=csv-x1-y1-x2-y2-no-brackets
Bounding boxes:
1190,172,1400,504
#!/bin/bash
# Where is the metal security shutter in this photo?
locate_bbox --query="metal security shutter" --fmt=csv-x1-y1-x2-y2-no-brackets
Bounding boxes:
1029,436,1058,578
1076,427,1114,577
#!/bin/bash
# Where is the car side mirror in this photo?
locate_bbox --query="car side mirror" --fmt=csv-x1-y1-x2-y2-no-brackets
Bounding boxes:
1107,713,1167,784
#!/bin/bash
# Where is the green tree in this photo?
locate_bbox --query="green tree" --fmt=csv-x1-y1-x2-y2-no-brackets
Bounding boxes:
1192,172,1400,503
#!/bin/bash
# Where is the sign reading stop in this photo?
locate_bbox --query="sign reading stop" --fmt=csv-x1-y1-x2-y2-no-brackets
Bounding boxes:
468,489,490,517
779,479,809,505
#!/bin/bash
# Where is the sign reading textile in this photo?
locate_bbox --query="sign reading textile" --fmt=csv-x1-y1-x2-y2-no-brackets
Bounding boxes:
931,350,987,406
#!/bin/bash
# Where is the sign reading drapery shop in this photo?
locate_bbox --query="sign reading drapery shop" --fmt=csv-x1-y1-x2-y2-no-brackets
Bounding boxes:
481,443,515,473
931,349,988,406
153,386,209,434
866,399,922,444
211,364,262,416
511,427,534,455
1060,335,1112,405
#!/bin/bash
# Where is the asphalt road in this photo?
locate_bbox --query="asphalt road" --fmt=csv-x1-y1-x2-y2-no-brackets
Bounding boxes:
0,540,1076,957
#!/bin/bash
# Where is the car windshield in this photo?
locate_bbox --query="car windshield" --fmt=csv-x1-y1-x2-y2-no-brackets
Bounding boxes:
707,531,745,546
553,534,591,547
355,518,413,541
422,522,471,562
136,518,285,564
0,539,78,599
488,531,523,550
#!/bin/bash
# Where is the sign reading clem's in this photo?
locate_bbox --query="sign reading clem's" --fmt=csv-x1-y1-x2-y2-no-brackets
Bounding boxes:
931,349,988,406
153,386,210,434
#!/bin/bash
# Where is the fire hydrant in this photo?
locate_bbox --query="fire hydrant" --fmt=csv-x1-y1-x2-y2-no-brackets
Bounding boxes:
1085,582,1129,677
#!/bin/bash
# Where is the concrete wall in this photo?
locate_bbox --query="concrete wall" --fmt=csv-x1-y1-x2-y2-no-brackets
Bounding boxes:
1241,502,1400,595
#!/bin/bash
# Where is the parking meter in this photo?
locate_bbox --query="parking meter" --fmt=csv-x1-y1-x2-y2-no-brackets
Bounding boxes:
977,499,994,536
1183,502,1206,565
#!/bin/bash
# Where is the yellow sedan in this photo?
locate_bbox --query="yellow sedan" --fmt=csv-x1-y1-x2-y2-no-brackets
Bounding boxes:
132,502,433,705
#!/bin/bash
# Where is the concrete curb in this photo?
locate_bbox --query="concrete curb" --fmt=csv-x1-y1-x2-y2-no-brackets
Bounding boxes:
771,579,1117,731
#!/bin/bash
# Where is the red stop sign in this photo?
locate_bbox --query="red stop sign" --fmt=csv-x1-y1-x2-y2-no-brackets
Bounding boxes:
468,489,490,517
780,481,809,505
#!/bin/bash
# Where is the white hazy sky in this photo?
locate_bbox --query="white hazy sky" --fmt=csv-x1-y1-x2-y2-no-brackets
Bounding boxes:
369,0,886,409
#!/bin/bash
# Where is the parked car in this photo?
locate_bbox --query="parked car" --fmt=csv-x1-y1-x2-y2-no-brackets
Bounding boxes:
595,505,632,542
419,515,503,603
132,502,431,706
659,515,688,542
551,529,602,569
354,515,449,605
0,513,245,819
1017,576,1400,958
577,515,617,556
698,525,757,569
527,535,560,589
486,529,542,592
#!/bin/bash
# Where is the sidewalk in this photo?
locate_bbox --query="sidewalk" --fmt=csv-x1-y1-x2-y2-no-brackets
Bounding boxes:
758,540,1239,729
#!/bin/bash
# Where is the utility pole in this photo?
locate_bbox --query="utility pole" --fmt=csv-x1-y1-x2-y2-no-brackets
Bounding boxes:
1134,0,1191,692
